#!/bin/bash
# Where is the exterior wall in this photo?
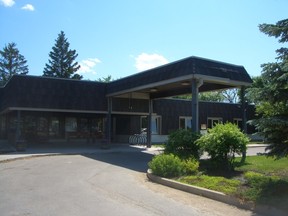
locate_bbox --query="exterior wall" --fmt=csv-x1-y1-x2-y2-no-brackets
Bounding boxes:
0,111,107,145
0,75,256,145
153,98,256,135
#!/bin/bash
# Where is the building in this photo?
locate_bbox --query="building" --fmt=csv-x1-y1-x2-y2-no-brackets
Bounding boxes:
0,56,253,147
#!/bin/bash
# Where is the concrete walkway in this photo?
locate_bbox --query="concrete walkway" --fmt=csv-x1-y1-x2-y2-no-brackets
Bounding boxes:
0,143,268,163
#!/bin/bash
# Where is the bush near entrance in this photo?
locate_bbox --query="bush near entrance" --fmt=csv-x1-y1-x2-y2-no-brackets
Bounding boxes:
196,123,249,170
164,129,201,159
148,154,199,178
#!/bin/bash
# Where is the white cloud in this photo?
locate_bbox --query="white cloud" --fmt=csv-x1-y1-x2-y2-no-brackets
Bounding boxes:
21,4,34,11
1,0,15,7
135,53,169,72
78,58,101,75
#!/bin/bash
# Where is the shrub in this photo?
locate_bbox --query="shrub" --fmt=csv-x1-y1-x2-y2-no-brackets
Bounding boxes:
148,154,183,178
196,123,249,170
181,157,199,175
148,154,199,178
164,129,202,159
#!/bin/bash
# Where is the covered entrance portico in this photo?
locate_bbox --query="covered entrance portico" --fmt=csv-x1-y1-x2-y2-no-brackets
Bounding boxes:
105,56,253,147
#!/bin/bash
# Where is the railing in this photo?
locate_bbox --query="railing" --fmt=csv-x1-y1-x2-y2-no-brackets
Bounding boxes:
129,134,147,145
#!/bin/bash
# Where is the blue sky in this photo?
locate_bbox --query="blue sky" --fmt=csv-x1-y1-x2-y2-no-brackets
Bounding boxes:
0,0,287,80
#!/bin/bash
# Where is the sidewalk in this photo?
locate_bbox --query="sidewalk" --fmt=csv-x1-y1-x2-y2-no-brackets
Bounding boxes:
0,143,268,163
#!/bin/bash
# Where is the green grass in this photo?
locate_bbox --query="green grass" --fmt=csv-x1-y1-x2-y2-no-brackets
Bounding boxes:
178,175,241,195
177,156,288,211
234,155,288,179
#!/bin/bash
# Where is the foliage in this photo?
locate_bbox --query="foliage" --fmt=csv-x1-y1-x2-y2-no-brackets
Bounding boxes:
235,155,288,178
148,154,199,178
221,88,239,103
196,123,249,170
179,175,241,195
199,91,225,102
97,75,113,82
43,31,82,79
245,76,265,104
0,42,29,86
248,19,288,158
178,156,288,211
241,171,288,205
181,157,199,175
173,90,236,103
164,129,202,159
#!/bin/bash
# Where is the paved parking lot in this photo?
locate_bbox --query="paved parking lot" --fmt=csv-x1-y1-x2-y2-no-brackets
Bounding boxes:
0,145,263,216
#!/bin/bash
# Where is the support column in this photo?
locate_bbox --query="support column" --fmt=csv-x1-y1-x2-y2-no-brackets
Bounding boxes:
191,79,199,132
241,86,247,133
106,97,112,147
16,110,21,141
146,99,153,148
240,86,247,162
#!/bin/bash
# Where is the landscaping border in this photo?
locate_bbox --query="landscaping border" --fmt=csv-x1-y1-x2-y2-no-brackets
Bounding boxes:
147,169,286,216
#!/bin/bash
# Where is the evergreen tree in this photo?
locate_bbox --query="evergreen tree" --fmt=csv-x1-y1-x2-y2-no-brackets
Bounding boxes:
0,42,29,86
43,31,82,79
97,75,113,82
250,19,288,158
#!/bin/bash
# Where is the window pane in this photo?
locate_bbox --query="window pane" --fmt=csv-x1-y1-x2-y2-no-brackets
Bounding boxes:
179,118,185,129
208,119,212,128
49,117,59,137
65,118,77,132
186,118,192,129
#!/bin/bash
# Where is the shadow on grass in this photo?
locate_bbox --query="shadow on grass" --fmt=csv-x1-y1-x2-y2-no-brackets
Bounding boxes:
199,159,245,178
199,158,288,212
243,173,288,212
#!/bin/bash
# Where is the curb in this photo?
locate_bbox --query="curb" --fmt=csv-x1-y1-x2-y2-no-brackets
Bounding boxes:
146,169,286,216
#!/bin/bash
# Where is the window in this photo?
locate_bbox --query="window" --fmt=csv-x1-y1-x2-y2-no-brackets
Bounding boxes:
38,117,48,136
233,118,243,130
140,116,161,134
65,117,77,132
49,117,60,137
207,117,222,129
179,116,192,129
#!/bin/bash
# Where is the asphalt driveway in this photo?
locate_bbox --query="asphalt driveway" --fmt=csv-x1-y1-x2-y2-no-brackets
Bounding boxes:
0,147,261,216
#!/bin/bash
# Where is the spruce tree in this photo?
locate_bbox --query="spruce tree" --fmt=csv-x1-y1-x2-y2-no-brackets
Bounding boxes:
0,42,29,86
43,31,82,79
250,19,288,158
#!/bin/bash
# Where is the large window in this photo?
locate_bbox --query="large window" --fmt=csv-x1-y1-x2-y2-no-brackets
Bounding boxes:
140,116,161,135
207,117,222,129
179,116,192,129
65,117,77,132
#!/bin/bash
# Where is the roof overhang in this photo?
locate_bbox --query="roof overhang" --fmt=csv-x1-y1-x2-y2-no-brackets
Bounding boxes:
106,56,252,99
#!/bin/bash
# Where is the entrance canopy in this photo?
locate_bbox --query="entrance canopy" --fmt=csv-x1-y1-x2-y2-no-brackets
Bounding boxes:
107,56,252,99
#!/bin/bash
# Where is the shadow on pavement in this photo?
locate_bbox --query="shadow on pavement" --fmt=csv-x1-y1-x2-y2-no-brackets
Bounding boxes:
82,150,154,173
0,141,155,173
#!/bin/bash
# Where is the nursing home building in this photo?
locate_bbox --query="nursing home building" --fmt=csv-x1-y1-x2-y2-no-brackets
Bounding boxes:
0,56,254,147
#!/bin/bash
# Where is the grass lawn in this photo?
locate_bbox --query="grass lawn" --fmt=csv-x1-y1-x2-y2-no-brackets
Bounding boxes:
178,156,288,211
